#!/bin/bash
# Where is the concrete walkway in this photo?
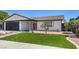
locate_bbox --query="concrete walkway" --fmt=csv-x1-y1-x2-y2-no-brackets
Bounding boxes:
0,40,63,49
0,31,21,38
66,32,79,48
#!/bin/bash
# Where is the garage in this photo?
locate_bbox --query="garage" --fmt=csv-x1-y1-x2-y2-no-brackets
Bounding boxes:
6,21,19,30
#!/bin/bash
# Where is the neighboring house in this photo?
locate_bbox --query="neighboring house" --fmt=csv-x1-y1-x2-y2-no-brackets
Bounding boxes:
3,13,64,31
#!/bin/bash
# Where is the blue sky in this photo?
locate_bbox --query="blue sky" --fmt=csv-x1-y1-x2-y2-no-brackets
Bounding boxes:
2,10,79,21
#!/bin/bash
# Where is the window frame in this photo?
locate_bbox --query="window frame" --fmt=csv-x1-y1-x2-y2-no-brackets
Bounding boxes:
43,21,53,27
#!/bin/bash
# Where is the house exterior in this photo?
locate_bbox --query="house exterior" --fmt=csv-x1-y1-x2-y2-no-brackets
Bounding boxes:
3,13,64,31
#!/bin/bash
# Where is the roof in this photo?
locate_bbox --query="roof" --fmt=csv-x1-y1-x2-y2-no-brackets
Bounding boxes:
5,13,33,21
33,15,64,21
5,14,64,21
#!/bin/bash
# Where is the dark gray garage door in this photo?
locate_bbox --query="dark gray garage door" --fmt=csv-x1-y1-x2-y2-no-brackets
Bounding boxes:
6,21,19,30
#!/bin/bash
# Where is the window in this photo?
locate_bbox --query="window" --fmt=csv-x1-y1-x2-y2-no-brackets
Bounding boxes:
43,21,53,27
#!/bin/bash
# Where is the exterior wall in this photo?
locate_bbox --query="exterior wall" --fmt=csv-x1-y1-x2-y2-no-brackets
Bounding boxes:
4,20,62,31
5,15,29,21
19,21,33,31
37,21,45,30
19,21,29,31
37,21,62,31
49,21,61,31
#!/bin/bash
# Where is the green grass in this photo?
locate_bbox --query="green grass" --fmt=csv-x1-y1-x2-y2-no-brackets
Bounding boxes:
0,32,77,49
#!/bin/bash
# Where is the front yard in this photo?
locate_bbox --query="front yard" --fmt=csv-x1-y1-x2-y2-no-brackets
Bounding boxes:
0,32,77,49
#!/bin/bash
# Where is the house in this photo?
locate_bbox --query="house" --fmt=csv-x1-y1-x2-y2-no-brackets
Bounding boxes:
3,13,64,31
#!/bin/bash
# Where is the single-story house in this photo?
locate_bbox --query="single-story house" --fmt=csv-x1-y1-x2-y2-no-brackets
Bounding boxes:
3,13,64,31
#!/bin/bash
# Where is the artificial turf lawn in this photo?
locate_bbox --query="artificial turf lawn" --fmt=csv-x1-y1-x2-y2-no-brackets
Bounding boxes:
0,32,77,49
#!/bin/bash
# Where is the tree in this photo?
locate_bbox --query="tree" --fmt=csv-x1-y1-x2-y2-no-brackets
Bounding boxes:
69,20,75,31
76,16,79,20
0,11,8,22
70,16,79,21
74,20,79,34
0,11,8,29
41,22,50,34
64,22,69,31
70,18,75,21
68,17,79,36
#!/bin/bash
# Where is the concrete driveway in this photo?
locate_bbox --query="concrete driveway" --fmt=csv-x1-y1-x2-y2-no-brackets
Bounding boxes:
0,40,63,49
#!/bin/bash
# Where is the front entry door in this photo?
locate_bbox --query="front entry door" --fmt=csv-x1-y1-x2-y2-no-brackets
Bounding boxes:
33,23,37,30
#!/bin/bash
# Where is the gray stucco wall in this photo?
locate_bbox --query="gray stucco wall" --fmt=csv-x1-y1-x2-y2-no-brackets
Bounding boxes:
5,14,29,21
19,21,29,31
19,21,33,31
37,21,62,31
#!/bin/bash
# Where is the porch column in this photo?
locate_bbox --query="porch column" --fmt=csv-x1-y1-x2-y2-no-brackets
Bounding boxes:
4,22,6,30
19,21,21,31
